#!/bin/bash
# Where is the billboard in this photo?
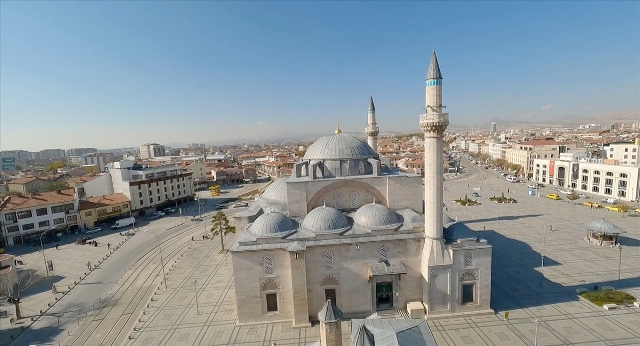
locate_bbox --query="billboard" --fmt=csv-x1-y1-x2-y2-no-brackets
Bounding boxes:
1,157,16,163
549,160,555,177
571,163,580,180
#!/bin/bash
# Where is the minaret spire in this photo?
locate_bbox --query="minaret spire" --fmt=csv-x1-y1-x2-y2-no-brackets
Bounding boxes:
365,95,379,153
426,50,443,80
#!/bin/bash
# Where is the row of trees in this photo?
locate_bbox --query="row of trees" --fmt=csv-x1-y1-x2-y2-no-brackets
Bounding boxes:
468,152,522,174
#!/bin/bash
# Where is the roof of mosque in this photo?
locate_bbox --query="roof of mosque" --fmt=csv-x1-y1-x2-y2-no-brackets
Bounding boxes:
259,178,289,205
352,202,401,229
247,212,296,238
303,132,377,161
301,206,350,234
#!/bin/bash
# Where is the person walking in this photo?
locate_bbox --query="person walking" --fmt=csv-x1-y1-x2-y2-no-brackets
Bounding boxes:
87,261,91,270
55,244,59,250
107,243,111,250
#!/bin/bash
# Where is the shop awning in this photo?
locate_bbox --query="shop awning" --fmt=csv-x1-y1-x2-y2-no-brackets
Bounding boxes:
367,260,407,276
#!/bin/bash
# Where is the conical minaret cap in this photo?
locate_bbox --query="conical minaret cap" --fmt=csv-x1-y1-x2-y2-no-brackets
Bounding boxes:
368,95,375,112
317,299,343,322
426,49,443,80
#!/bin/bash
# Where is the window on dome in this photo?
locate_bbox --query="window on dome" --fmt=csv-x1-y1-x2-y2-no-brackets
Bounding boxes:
350,191,359,209
358,161,365,174
334,192,343,209
340,161,349,176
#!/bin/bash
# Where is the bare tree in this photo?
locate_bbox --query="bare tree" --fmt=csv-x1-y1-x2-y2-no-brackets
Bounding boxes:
0,269,44,320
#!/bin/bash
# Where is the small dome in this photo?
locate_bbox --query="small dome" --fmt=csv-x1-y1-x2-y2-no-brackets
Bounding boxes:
248,212,296,237
260,178,288,205
353,203,400,229
303,133,377,160
301,206,350,233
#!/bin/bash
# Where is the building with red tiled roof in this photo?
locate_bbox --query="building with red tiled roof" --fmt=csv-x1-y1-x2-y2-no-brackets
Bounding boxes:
78,193,131,228
0,188,79,247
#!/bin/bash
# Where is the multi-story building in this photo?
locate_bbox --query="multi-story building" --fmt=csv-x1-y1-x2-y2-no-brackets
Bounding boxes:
66,148,97,157
81,153,111,172
78,193,131,228
181,161,209,191
504,139,579,179
39,149,66,160
81,160,194,215
532,156,639,202
0,189,79,247
139,143,166,159
603,140,640,166
7,177,51,195
491,122,497,133
488,142,511,160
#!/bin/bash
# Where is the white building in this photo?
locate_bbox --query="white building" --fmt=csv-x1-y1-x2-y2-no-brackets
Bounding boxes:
603,140,640,166
230,52,492,328
81,160,194,215
0,189,79,247
81,153,108,172
139,143,166,159
533,156,640,202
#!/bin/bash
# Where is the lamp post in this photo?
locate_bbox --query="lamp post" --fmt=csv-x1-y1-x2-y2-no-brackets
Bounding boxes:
618,246,623,281
194,279,200,314
534,319,539,346
145,230,167,288
40,227,56,277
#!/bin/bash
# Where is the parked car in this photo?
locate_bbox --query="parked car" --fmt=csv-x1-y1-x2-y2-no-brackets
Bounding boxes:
147,211,165,220
231,202,249,208
527,184,537,189
578,194,587,198
559,189,573,194
546,194,560,200
604,205,624,212
471,192,480,198
583,201,601,208
601,198,618,204
215,205,226,210
111,217,136,229
86,227,102,234
635,208,640,214
163,208,176,214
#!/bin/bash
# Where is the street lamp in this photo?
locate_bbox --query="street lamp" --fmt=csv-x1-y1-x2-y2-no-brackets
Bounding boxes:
194,279,200,314
145,230,167,288
40,227,57,277
618,246,623,281
534,319,539,346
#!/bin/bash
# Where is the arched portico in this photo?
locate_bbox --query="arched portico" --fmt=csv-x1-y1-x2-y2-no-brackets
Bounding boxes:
307,180,387,212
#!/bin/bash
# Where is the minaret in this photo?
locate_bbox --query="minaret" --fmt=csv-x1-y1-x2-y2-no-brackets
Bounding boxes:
420,49,452,313
365,96,379,153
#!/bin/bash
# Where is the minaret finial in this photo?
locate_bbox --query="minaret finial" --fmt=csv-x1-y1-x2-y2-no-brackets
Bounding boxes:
335,123,342,134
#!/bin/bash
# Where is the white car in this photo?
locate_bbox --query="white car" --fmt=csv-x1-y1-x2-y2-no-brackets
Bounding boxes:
231,202,249,208
86,227,102,234
578,193,587,198
527,184,537,189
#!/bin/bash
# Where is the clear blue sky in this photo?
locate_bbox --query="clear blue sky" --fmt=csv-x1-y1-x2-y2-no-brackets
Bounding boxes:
1,1,638,151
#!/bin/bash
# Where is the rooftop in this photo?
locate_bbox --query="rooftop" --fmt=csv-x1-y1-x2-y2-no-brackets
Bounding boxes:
79,193,130,211
0,189,76,211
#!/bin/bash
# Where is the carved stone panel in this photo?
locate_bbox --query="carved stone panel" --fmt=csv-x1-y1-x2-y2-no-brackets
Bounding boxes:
260,278,280,291
459,270,478,282
321,274,340,286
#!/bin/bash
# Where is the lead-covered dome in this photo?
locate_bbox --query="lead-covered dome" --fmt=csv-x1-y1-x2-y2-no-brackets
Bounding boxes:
248,212,296,237
301,206,350,233
303,133,377,160
260,178,288,205
352,203,401,229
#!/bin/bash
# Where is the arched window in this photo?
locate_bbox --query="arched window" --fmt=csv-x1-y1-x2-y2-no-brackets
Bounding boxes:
322,251,334,271
592,186,599,193
582,169,589,174
604,187,612,195
334,192,343,209
378,245,389,262
358,161,365,174
618,190,627,197
620,173,628,179
605,171,614,177
581,184,588,191
350,191,359,209
464,253,474,268
340,161,349,176
593,170,601,175
263,255,275,277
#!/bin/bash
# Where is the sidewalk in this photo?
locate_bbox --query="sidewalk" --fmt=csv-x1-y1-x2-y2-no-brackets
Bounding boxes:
0,229,134,345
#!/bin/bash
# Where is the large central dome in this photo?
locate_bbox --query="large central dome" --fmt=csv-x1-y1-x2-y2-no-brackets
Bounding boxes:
304,133,377,161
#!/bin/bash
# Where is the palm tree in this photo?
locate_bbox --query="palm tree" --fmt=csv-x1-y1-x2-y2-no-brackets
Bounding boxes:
210,211,236,252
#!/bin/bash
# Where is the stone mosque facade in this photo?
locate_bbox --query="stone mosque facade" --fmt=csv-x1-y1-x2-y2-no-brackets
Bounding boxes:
230,51,492,328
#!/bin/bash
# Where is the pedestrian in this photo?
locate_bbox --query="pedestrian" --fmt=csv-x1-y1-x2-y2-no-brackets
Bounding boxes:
94,241,98,247
549,225,553,232
55,244,59,250
202,234,205,240
87,261,91,270
507,188,510,193
107,243,111,250
483,226,486,231
192,236,194,241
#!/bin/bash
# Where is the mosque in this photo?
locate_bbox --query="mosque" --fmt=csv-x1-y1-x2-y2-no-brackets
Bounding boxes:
229,51,493,334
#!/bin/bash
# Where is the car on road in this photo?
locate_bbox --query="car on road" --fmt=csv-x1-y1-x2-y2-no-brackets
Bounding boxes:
559,189,573,194
231,202,249,208
86,227,102,234
471,192,480,198
163,208,176,214
601,198,617,204
578,193,587,198
147,211,165,220
215,205,226,210
527,184,537,189
583,201,601,208
546,194,560,200
635,208,640,214
604,205,624,212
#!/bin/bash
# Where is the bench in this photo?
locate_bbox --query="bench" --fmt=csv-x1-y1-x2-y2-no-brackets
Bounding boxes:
603,304,618,310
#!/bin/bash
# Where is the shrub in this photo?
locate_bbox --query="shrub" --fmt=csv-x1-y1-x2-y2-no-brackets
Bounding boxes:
580,290,636,306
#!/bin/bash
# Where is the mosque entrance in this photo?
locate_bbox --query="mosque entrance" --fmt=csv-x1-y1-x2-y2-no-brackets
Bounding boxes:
375,281,393,310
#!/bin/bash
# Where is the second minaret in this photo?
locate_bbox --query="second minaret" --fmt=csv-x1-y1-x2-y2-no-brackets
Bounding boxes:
365,96,379,153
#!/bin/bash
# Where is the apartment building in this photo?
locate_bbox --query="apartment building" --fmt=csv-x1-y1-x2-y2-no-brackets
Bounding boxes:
78,193,131,228
82,160,194,215
7,177,51,194
603,140,640,165
67,148,97,157
139,143,166,159
81,153,111,172
504,139,579,179
39,149,66,160
532,156,639,202
0,189,79,247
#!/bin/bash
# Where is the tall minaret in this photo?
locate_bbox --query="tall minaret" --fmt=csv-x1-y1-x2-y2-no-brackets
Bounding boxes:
365,96,379,153
420,49,452,313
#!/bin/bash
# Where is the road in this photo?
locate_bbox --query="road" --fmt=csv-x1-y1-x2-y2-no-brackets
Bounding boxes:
10,181,267,346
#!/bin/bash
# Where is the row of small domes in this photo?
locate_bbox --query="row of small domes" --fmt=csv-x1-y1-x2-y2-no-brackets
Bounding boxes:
247,203,401,238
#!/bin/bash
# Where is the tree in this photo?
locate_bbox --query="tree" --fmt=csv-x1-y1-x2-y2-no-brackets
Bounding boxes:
567,193,579,203
44,161,66,172
511,164,522,174
45,181,70,191
0,269,44,320
210,211,236,252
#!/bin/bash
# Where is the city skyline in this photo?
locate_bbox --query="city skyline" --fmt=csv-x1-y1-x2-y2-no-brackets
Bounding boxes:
1,1,638,151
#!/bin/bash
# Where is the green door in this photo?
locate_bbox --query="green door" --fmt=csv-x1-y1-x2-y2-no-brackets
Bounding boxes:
375,281,393,309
